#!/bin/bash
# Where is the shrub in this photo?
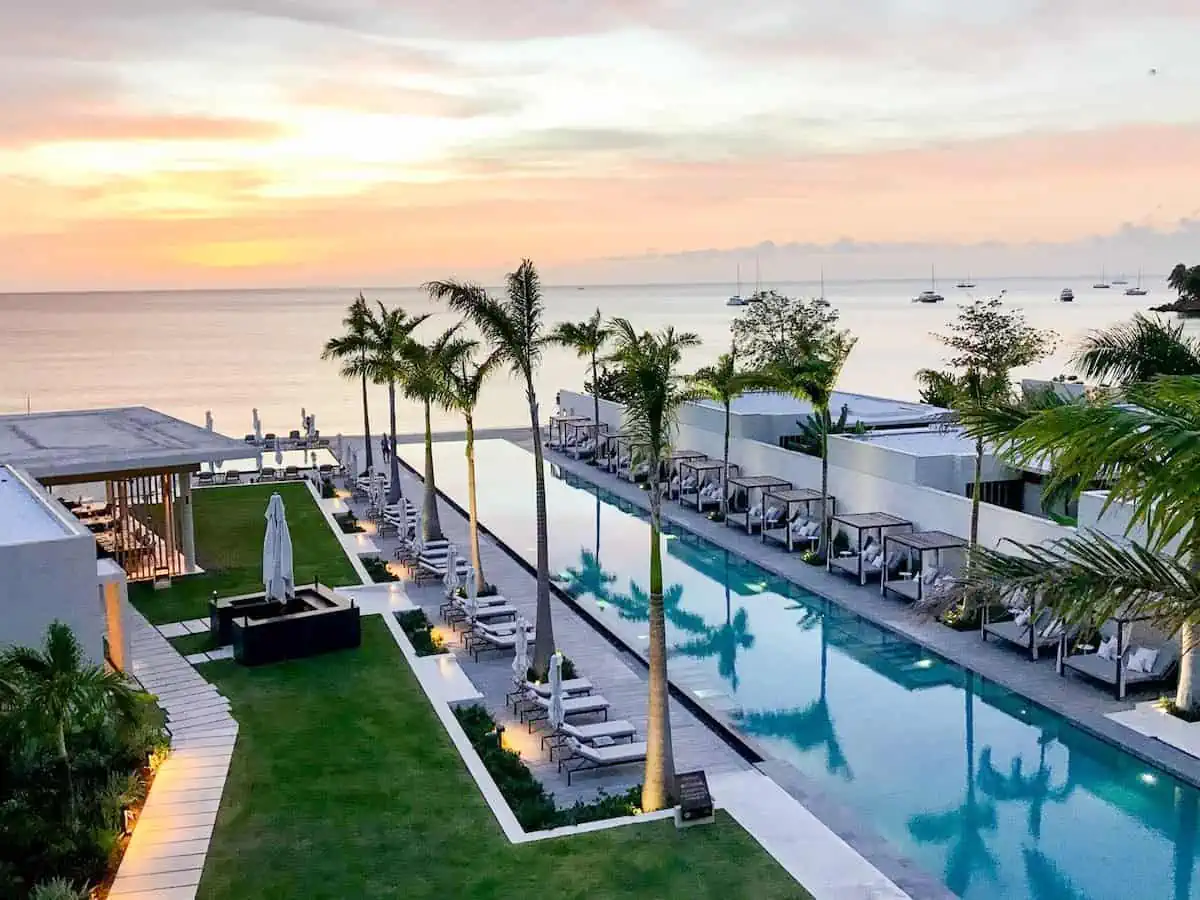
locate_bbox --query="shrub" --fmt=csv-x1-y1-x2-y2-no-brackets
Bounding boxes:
395,610,446,656
526,655,577,684
939,602,1010,632
1159,698,1200,723
319,478,337,499
455,582,499,598
831,529,850,555
453,705,641,831
333,512,363,534
30,877,89,900
800,549,824,567
361,556,398,583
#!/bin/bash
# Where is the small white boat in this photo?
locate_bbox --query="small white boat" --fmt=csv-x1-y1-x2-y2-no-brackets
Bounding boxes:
1093,266,1110,289
727,263,746,306
913,265,944,302
955,274,976,288
1060,288,1075,302
1125,269,1147,296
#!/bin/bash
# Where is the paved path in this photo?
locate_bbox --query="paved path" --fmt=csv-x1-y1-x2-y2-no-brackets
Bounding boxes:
110,607,238,900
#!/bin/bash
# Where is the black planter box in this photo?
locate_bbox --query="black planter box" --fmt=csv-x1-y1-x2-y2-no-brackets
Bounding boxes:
231,603,360,666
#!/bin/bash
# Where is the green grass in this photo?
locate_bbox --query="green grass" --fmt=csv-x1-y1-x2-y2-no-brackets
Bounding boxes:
199,618,809,900
169,632,217,656
130,483,359,624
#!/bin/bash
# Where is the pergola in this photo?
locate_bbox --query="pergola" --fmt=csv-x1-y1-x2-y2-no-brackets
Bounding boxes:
827,512,913,584
597,431,627,471
882,530,968,602
725,474,791,534
547,415,589,449
614,434,651,482
761,488,834,552
562,420,608,460
677,458,737,512
0,407,249,582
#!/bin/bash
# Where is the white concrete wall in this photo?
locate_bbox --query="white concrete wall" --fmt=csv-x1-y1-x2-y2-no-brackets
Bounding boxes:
0,532,104,664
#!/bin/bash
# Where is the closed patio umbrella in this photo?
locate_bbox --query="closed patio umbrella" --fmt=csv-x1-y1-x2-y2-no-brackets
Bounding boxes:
263,492,294,604
412,509,425,555
274,437,283,466
462,564,477,622
307,412,317,439
443,544,461,597
205,410,214,431
252,408,262,443
548,652,565,732
512,614,530,684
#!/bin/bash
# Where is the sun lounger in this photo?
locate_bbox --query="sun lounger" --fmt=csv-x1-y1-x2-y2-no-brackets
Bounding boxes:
541,719,638,758
982,607,1062,660
525,677,593,698
522,692,611,730
454,605,519,636
440,592,508,620
197,471,214,486
258,467,276,482
470,626,536,661
558,737,648,784
223,471,241,484
1064,634,1179,699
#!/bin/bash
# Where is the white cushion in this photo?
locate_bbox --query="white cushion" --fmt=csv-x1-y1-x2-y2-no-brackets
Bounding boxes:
1127,646,1158,673
748,503,762,518
1013,607,1031,629
1096,635,1117,660
921,567,939,586
1041,618,1065,639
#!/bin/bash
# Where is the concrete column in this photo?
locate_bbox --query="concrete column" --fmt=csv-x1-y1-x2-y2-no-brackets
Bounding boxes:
180,477,197,572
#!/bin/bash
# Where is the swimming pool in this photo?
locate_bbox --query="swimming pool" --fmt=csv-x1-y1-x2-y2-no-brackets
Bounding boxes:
404,438,1200,900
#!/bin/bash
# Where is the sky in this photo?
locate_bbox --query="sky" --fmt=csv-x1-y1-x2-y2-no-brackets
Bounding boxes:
2,0,1199,291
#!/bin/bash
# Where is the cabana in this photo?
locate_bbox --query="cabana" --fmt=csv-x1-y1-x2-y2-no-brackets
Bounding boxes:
677,458,737,512
761,488,834,552
597,431,627,472
615,435,652,482
725,475,791,534
1059,608,1180,700
563,420,608,460
661,449,707,493
827,512,913,584
546,415,589,450
881,530,968,603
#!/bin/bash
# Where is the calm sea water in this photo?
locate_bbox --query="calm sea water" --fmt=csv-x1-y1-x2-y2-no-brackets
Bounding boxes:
0,277,1183,437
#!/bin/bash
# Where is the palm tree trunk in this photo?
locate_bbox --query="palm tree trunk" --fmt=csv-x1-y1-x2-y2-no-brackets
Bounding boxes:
465,414,486,593
528,387,556,674
386,379,401,504
591,350,601,449
422,400,444,540
643,483,677,811
360,361,374,475
819,410,830,555
1177,620,1199,713
57,723,75,820
969,436,983,547
721,402,731,519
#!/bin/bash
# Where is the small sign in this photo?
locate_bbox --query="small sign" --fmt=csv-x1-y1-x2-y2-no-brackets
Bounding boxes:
676,769,714,826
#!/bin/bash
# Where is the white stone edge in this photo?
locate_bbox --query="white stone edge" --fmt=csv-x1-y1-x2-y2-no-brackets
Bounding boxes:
376,611,677,844
303,478,374,587
1106,701,1200,761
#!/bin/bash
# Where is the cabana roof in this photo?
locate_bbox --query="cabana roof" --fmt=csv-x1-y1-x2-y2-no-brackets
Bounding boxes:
833,512,912,530
551,415,590,425
888,530,967,552
679,458,729,471
729,474,791,489
667,448,706,461
764,487,823,504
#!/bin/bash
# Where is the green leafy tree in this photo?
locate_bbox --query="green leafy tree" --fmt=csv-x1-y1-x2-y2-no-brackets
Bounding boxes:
733,294,856,553
2,623,138,818
960,376,1200,714
791,404,867,458
689,348,771,519
441,349,502,593
922,296,1057,546
426,260,558,672
548,309,613,442
398,324,474,542
1167,263,1200,301
608,318,700,812
916,369,962,408
1072,313,1200,385
321,294,377,474
360,303,431,504
586,364,634,405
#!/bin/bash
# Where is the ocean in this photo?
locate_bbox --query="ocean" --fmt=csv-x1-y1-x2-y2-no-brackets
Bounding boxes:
0,276,1182,439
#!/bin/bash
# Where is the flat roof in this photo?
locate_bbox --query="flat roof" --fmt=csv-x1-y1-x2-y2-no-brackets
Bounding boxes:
833,511,913,530
0,407,253,480
764,487,825,504
888,530,968,552
692,390,948,427
729,474,792,489
845,427,977,457
0,466,84,545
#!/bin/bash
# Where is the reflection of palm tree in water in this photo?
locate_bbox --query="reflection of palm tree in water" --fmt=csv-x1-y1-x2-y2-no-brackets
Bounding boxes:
558,548,617,605
731,605,852,779
907,677,998,897
977,730,1073,842
606,580,709,636
673,582,755,691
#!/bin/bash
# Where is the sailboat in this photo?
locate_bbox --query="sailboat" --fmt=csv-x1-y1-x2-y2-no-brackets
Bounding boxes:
1124,270,1147,296
727,263,747,306
746,256,764,303
956,273,976,289
819,267,826,302
1093,266,1110,289
913,265,945,303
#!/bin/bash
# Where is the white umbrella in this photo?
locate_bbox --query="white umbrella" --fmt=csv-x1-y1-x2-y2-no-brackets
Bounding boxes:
412,509,425,554
263,492,294,603
252,408,262,443
547,652,565,732
335,433,344,462
462,564,477,622
307,412,317,439
301,407,307,433
205,410,214,431
443,544,461,597
512,614,530,684
348,447,359,481
274,436,283,466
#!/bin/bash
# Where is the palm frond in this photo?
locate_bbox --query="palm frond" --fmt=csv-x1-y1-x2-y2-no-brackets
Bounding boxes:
1071,314,1200,385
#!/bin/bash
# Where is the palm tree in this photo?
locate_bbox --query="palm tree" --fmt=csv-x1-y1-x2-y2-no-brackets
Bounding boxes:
548,308,613,445
689,348,770,520
321,294,377,474
442,349,502,593
426,260,558,672
3,622,138,816
397,324,474,542
360,303,430,504
1072,313,1200,385
672,582,755,691
960,376,1200,714
608,318,700,812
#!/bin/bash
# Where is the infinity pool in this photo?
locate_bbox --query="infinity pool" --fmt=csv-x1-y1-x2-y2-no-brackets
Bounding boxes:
404,439,1199,900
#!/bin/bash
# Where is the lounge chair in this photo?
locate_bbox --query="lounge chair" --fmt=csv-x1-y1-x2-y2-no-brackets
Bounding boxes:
541,719,638,758
224,471,241,484
1063,628,1179,699
982,606,1061,660
522,692,611,730
441,592,508,621
455,604,519,636
526,677,594,699
470,626,536,661
259,467,276,482
197,471,214,486
284,465,300,479
417,553,470,582
558,737,648,785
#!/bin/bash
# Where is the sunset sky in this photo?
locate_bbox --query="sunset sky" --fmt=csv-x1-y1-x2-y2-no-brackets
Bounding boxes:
2,0,1199,291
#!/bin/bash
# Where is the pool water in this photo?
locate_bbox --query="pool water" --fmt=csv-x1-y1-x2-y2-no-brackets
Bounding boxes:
404,439,1200,900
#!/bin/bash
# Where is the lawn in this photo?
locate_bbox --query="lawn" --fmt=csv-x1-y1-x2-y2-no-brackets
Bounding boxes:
130,482,359,625
199,617,809,900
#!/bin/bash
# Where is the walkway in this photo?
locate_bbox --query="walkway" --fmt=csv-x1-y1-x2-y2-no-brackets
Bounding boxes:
109,607,238,900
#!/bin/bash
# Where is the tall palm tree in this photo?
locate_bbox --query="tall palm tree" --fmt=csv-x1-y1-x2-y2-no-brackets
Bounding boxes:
426,260,558,672
397,324,474,542
609,318,700,812
321,294,377,474
548,308,613,444
1072,313,1200,385
361,303,430,504
960,376,1200,713
689,348,770,520
3,622,138,816
442,349,502,593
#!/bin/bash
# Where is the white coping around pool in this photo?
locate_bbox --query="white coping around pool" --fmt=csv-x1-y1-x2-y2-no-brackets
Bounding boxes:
1107,701,1200,762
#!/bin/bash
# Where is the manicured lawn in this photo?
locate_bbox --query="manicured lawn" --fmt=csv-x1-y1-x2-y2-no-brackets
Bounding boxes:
130,483,359,624
199,618,809,900
169,632,217,656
